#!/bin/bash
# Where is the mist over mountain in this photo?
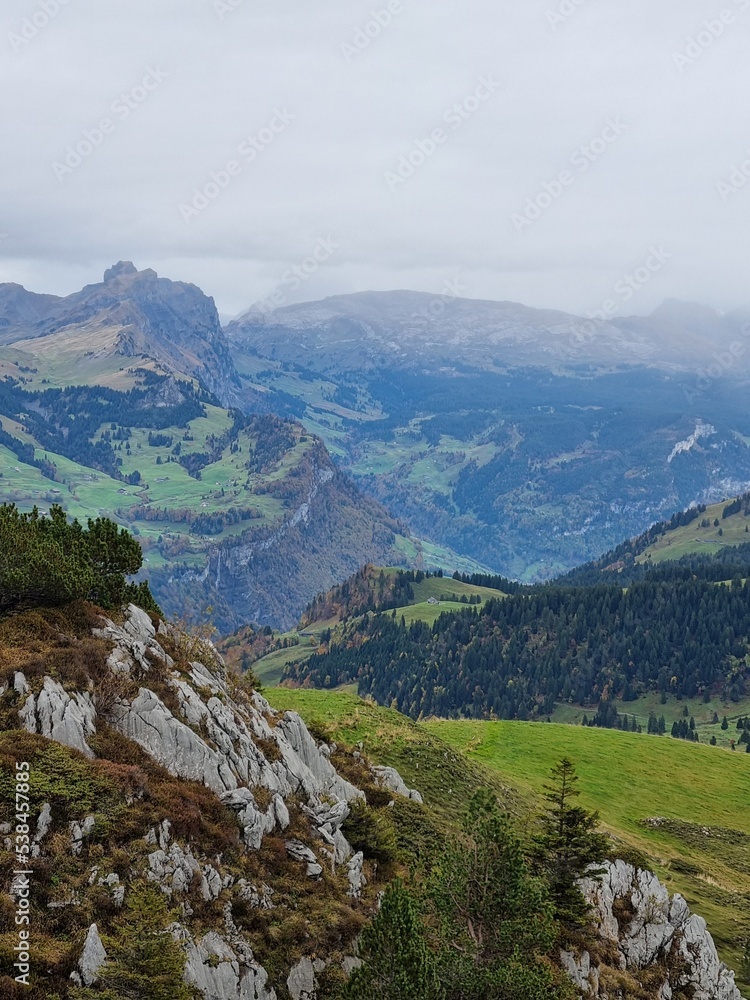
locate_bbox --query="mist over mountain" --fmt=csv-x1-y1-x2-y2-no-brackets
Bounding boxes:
3,264,750,608
228,289,750,377
227,288,750,581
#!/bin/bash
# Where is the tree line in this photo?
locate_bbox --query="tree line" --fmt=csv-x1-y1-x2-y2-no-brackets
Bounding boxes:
287,559,750,720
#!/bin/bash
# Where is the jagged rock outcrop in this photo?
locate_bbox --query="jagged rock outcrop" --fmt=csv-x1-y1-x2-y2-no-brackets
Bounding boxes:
9,603,382,1000
371,764,423,804
70,923,107,987
177,924,278,1000
19,676,96,757
347,852,366,899
563,861,742,999
287,957,326,1000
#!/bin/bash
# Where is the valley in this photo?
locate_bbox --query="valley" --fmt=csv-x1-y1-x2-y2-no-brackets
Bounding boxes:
227,294,750,583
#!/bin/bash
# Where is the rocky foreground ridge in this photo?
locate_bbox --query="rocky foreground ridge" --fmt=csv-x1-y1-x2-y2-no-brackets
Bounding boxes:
564,861,742,999
0,603,421,999
0,603,743,999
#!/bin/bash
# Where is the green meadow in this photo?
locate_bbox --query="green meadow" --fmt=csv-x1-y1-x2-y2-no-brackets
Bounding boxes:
269,688,750,981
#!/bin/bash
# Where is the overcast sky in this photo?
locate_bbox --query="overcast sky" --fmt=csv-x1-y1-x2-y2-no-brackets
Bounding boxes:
1,0,748,318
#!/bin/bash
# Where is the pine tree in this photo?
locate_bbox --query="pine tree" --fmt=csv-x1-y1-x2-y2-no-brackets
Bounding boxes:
70,884,191,1000
532,758,609,927
344,881,442,1000
429,791,558,1000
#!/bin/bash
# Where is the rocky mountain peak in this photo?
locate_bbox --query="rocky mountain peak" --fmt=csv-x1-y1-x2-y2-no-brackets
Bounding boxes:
103,260,140,282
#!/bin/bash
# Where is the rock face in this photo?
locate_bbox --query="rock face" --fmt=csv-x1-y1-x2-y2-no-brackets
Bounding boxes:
563,861,742,1000
19,676,96,757
10,604,390,1000
371,764,423,803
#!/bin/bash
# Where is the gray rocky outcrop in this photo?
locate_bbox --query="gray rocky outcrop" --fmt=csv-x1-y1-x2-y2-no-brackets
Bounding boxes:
70,816,96,856
20,677,96,757
70,923,107,987
347,852,366,899
287,956,325,1000
286,839,324,878
0,603,418,1000
371,764,423,803
564,861,742,999
177,924,278,1000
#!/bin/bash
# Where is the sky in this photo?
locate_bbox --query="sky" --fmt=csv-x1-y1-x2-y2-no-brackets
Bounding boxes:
1,0,748,319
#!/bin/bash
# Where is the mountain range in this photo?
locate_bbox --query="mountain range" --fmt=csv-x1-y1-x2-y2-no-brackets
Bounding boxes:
2,263,750,623
228,289,750,581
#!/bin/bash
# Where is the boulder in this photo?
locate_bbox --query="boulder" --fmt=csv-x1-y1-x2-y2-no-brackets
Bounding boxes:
72,923,107,987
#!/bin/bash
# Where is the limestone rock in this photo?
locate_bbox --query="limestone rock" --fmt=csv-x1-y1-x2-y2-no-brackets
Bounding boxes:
147,841,201,896
110,688,238,794
347,852,366,899
287,957,317,1000
72,923,107,986
560,950,599,995
342,956,363,977
13,671,29,696
179,925,277,1000
20,677,96,757
277,712,364,804
285,840,323,878
70,816,96,856
573,861,742,1000
371,765,423,803
35,802,52,841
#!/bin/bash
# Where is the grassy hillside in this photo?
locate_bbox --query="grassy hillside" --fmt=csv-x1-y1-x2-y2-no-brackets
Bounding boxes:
269,688,750,985
639,495,750,564
553,689,750,748
244,567,507,685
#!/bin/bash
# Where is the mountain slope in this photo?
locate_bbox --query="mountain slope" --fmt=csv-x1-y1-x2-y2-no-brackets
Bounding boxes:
271,687,750,993
226,292,750,583
0,371,415,630
0,262,244,406
0,599,744,999
1,267,485,629
282,497,750,722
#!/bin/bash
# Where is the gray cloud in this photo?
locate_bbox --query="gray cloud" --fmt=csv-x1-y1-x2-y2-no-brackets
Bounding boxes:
1,0,748,318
